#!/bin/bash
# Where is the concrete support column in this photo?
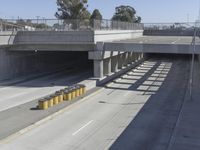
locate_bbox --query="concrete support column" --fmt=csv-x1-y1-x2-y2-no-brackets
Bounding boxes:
128,52,133,64
103,58,111,76
125,52,129,66
94,60,103,78
138,53,141,60
122,52,128,67
141,53,143,59
131,52,135,62
118,54,123,69
135,53,139,62
111,56,118,73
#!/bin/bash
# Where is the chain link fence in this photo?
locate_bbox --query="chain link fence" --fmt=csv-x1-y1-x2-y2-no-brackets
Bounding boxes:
0,19,143,32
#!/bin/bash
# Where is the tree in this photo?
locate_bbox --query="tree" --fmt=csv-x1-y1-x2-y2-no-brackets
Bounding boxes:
55,0,90,20
90,9,103,28
112,5,141,23
135,16,141,23
90,9,102,20
55,0,91,30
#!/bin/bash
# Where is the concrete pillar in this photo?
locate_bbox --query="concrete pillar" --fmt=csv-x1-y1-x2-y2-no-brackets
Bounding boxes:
128,52,133,64
139,53,141,60
125,52,129,66
118,54,123,69
111,56,118,73
122,52,128,67
135,53,139,62
103,58,111,76
131,52,135,62
94,60,103,78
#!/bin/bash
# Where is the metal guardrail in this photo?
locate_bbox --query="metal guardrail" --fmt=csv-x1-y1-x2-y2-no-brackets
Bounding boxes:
0,19,143,31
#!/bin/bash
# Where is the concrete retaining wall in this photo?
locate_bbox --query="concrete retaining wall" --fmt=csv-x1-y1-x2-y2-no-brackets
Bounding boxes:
14,31,94,44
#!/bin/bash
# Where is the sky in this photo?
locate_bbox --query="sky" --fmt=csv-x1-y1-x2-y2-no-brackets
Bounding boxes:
0,0,199,23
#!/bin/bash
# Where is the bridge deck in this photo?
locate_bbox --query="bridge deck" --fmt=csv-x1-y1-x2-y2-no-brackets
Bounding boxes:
115,36,196,44
104,36,200,54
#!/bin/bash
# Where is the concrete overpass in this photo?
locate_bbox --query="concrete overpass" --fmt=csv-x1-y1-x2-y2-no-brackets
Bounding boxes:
0,28,144,82
0,21,198,84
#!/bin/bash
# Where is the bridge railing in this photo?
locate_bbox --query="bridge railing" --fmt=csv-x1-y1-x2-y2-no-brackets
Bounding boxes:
0,19,143,31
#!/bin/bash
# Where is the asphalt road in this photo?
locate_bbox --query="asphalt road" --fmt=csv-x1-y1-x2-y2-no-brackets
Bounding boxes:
0,55,191,150
0,68,92,112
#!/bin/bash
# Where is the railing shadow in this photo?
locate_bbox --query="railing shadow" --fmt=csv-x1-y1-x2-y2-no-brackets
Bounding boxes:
104,55,190,150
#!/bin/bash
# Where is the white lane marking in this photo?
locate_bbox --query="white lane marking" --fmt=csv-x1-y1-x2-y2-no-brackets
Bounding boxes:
72,120,94,136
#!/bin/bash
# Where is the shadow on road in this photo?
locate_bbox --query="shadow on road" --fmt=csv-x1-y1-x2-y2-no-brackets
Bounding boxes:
105,54,191,150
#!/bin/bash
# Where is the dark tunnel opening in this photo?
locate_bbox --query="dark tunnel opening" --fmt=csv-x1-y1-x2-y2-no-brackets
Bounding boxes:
0,50,93,82
146,53,198,61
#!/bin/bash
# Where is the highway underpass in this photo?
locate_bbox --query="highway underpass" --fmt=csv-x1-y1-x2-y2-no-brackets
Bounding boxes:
1,54,199,150
0,22,200,150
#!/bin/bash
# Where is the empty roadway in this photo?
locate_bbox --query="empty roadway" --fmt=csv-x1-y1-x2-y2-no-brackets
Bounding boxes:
0,55,192,150
0,68,92,112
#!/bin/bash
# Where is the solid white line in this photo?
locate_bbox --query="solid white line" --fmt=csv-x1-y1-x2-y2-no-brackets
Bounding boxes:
72,120,94,136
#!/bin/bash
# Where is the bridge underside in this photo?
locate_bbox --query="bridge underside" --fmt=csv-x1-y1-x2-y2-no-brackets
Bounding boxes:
103,36,200,54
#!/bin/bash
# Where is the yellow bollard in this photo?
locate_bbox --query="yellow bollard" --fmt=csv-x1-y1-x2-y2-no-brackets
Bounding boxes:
52,94,59,105
64,90,72,101
79,86,83,95
60,90,66,100
59,93,64,102
71,89,76,99
55,92,62,103
75,85,80,97
38,98,48,110
79,84,86,94
47,96,54,107
82,85,86,94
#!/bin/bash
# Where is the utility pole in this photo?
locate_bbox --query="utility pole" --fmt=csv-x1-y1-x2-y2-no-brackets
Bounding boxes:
36,16,40,24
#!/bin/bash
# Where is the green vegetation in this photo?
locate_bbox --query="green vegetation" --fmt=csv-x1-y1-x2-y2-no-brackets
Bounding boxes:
112,5,141,23
55,0,91,19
